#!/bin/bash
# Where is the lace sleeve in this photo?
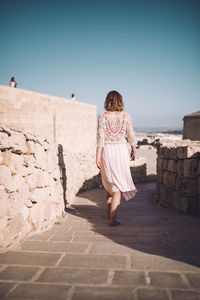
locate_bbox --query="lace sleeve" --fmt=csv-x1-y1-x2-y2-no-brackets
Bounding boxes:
126,113,136,146
97,114,104,148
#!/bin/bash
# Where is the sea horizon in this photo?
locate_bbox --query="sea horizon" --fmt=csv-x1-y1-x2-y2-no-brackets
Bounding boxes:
134,127,183,133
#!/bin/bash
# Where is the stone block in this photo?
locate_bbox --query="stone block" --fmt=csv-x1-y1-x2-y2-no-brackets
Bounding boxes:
177,145,200,159
25,140,35,154
0,132,10,149
8,192,24,217
149,271,188,288
71,287,134,300
113,270,146,286
36,267,108,284
177,160,184,176
28,202,44,229
0,190,9,217
9,130,27,153
176,177,198,196
58,253,127,269
183,159,198,177
23,154,37,168
25,172,37,190
20,165,35,177
1,149,12,167
162,159,168,170
172,190,198,214
35,169,51,188
185,272,200,288
0,283,15,299
34,143,47,170
0,266,39,281
172,290,200,300
10,174,25,192
0,165,12,191
136,288,170,300
46,148,57,173
19,206,29,221
0,216,8,231
9,283,70,300
157,157,163,170
168,146,177,159
157,170,163,184
167,159,177,172
0,213,25,248
0,251,61,265
29,187,50,203
166,172,177,188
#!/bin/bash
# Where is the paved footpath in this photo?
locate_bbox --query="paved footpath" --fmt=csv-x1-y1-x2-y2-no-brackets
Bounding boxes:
0,182,200,300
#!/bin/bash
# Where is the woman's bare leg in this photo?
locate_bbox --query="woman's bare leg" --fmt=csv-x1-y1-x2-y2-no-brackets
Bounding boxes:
104,190,112,218
110,191,121,225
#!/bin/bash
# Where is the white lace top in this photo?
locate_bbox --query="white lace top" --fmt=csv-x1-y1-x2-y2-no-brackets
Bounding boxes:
97,112,136,148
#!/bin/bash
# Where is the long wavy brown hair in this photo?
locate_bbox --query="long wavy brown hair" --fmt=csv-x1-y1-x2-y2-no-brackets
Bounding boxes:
104,91,124,112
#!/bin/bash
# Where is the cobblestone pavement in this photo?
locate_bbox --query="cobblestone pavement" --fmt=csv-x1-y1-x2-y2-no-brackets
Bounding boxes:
0,182,200,300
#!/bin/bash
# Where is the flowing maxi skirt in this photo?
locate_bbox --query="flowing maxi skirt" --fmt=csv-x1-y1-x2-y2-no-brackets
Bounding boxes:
101,143,137,201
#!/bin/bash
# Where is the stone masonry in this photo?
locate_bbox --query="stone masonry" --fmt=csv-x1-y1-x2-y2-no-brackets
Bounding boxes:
156,140,200,216
0,125,64,249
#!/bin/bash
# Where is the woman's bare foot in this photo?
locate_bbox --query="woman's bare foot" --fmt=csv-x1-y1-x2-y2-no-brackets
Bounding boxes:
110,221,120,226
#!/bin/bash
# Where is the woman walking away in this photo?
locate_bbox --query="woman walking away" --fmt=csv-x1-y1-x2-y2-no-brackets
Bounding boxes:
96,91,137,226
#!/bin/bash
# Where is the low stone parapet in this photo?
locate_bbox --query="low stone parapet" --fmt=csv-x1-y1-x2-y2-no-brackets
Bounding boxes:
156,140,200,216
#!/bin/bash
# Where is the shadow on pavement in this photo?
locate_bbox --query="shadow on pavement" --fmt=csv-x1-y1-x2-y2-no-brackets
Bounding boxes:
66,182,200,269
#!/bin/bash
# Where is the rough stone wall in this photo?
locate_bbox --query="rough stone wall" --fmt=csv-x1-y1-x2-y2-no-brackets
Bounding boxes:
156,140,200,216
0,85,96,155
0,125,64,248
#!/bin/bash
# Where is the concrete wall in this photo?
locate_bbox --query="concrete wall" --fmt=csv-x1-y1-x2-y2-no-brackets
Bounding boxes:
183,114,200,141
0,85,97,155
156,140,200,216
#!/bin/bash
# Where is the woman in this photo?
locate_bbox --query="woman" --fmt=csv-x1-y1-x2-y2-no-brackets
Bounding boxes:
96,91,137,226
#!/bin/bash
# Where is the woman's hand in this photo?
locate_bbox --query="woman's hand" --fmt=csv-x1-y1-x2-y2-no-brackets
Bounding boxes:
131,146,136,161
96,147,102,169
96,156,102,169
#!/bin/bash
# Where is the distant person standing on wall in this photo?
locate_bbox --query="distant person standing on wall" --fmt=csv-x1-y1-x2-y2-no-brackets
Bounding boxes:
70,93,75,101
9,77,17,88
96,90,137,226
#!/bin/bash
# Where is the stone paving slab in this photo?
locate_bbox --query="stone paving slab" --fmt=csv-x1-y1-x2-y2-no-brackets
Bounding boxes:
36,268,108,284
0,266,39,281
58,253,127,269
20,241,88,253
0,182,200,299
0,251,61,266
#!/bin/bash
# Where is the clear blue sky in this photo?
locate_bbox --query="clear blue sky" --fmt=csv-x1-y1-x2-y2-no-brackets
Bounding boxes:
0,0,199,129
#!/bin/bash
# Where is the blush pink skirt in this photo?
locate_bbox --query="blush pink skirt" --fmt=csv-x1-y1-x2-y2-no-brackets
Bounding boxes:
101,143,137,201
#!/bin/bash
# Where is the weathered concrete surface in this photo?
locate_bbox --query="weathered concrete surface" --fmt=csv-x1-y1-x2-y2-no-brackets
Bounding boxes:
0,182,200,299
0,85,96,155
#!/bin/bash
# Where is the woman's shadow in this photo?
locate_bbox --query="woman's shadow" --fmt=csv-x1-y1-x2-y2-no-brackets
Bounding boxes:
66,182,200,269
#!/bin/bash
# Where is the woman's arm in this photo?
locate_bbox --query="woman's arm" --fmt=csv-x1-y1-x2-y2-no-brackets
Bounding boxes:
96,147,102,169
96,114,104,168
126,114,136,160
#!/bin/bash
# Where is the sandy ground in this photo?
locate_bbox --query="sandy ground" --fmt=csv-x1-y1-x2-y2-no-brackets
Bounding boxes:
136,146,157,175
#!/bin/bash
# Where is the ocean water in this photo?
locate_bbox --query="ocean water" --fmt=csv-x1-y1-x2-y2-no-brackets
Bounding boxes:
134,127,182,133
